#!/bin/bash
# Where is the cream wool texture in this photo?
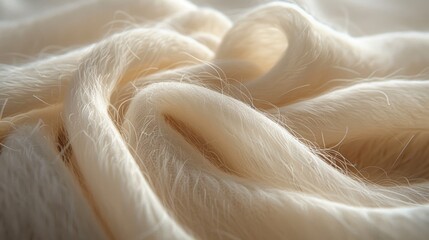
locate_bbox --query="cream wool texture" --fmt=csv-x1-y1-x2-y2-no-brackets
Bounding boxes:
0,0,429,239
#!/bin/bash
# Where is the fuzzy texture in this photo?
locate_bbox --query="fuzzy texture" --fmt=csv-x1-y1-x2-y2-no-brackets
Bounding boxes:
1,0,429,239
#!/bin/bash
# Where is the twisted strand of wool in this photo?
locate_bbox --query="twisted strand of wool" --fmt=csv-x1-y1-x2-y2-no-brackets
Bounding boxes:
1,0,429,239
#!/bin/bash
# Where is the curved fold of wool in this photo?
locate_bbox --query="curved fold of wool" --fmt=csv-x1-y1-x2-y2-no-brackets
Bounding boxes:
64,28,212,239
337,132,429,183
278,80,429,147
124,82,429,206
123,82,429,239
272,80,429,183
1,0,429,239
216,2,429,107
110,59,261,125
0,48,89,118
0,5,223,119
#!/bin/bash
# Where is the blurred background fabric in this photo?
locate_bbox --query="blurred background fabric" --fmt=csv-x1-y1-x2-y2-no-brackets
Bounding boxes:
1,0,429,35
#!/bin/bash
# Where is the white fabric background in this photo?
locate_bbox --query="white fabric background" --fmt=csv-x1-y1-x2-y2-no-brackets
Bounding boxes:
1,0,428,35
